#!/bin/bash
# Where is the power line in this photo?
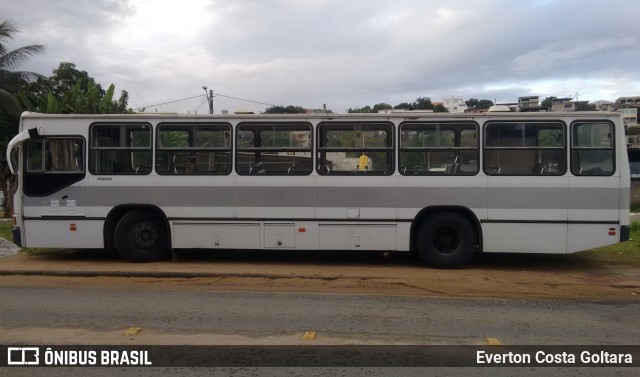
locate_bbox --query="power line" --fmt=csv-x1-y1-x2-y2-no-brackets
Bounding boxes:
138,94,204,110
211,92,278,108
138,92,278,111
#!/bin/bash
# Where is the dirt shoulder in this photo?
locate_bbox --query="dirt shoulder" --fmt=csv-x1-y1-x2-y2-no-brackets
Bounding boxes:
1,248,639,300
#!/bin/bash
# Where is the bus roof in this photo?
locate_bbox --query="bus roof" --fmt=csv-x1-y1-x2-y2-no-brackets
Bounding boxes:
19,110,622,121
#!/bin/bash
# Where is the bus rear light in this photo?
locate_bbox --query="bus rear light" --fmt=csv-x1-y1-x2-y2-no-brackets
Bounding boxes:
12,214,17,227
608,228,617,236
70,223,77,232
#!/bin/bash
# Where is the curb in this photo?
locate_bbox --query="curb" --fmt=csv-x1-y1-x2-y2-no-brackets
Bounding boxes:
0,269,372,281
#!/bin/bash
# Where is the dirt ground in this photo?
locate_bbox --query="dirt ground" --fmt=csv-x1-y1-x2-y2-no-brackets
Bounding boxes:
1,248,639,300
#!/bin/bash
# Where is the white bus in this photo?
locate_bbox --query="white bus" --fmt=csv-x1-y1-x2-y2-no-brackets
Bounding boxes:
6,111,630,268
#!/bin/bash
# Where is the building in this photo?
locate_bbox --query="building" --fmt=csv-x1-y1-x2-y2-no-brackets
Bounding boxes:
615,96,640,128
619,108,638,128
517,96,542,112
464,108,489,113
551,97,574,112
616,97,640,106
592,100,614,111
442,96,469,113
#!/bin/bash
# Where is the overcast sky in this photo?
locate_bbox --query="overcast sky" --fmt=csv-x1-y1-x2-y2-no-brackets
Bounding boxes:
4,0,640,113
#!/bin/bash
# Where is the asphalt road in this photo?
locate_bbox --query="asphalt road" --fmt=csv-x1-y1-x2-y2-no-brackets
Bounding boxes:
1,277,638,376
1,279,639,344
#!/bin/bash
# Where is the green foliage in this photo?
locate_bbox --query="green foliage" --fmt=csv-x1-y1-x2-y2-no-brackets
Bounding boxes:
348,105,373,113
17,63,134,115
575,102,596,111
0,19,46,147
413,97,433,110
626,127,640,135
477,99,494,109
433,104,448,112
0,20,45,92
541,96,557,111
373,103,392,112
390,103,408,111
263,105,306,114
465,98,493,109
352,97,449,113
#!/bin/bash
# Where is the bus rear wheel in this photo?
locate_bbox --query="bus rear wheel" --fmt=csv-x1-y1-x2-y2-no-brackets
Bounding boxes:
114,210,169,262
417,212,476,268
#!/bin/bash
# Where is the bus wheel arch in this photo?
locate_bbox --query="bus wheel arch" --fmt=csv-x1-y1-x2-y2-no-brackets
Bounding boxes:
411,206,482,268
105,205,171,262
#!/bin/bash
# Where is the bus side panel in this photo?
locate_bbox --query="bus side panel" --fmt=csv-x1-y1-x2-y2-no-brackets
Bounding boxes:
484,176,569,254
567,177,623,252
318,223,396,250
172,221,261,249
23,220,104,248
482,222,567,254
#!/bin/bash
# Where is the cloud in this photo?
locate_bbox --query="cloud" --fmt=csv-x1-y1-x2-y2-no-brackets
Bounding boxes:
3,0,640,112
513,38,638,74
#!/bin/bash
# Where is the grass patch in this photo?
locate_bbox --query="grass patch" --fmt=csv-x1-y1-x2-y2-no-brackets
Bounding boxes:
577,221,640,267
0,219,12,241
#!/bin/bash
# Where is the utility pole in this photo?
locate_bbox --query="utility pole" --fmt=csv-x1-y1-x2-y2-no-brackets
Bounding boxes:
202,86,214,114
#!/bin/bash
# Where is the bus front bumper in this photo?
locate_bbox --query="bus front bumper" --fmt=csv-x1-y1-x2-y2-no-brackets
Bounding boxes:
12,227,22,247
620,225,631,243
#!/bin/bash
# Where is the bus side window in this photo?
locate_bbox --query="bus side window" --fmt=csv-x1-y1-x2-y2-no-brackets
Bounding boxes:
24,137,85,197
484,122,565,176
90,123,152,175
317,122,394,175
571,122,614,176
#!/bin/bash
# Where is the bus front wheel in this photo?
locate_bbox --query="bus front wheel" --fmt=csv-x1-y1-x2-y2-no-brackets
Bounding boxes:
417,212,476,268
114,210,169,262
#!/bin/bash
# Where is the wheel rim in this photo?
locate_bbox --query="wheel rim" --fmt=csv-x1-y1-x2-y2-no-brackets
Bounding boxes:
432,226,460,255
130,222,158,250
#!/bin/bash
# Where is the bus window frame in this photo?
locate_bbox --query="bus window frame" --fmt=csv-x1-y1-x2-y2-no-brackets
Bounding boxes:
570,120,616,177
155,122,232,176
23,135,86,197
398,121,480,176
316,121,395,176
483,120,567,176
235,122,313,176
89,122,153,175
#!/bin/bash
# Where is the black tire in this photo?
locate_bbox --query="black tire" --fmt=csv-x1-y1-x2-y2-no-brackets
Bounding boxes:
417,212,477,268
114,210,169,262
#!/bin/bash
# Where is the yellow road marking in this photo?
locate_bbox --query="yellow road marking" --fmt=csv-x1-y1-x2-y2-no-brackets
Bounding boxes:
486,337,502,345
125,327,143,336
302,331,317,341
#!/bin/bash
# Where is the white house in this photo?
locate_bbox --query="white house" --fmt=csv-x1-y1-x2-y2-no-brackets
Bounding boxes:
443,96,468,113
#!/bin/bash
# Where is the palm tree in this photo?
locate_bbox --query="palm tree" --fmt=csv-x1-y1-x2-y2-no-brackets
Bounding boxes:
1,19,45,143
0,19,45,94
0,20,45,211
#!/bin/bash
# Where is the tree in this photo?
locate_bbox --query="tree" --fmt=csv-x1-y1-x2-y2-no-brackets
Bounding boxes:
541,96,557,111
348,105,373,113
413,97,434,110
263,105,306,114
465,98,479,109
27,62,103,104
393,102,413,110
477,99,494,109
575,102,596,111
433,104,448,112
0,20,45,215
465,98,493,109
372,103,392,112
21,62,133,114
0,20,45,94
0,20,45,139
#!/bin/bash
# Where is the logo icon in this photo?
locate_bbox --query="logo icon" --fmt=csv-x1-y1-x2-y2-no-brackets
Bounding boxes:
7,347,40,365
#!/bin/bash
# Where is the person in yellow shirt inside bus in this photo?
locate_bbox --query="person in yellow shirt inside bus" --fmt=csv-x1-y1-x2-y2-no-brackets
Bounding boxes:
358,153,369,172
